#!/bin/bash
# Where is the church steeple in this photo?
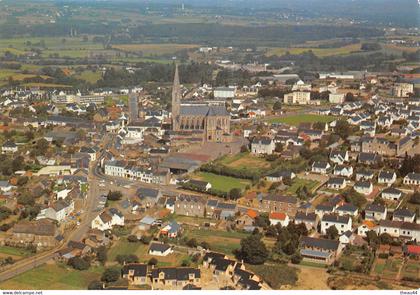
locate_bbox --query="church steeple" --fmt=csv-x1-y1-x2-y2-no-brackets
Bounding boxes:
172,63,181,130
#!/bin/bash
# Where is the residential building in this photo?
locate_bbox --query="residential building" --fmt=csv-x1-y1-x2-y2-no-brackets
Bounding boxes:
321,214,352,235
365,203,387,221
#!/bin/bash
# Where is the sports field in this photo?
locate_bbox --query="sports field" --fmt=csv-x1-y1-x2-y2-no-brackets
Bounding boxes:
194,172,252,192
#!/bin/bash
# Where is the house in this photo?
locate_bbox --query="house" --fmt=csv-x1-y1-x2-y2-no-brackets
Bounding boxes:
300,236,342,265
354,181,373,195
1,141,18,153
269,212,289,227
260,195,297,216
214,202,237,220
311,161,331,174
365,203,387,221
251,137,275,155
148,242,173,256
339,231,355,245
136,188,162,207
8,219,59,249
381,187,403,201
321,214,352,235
208,256,237,277
357,220,378,237
295,212,319,230
265,170,296,182
333,165,353,178
378,171,397,186
378,220,420,241
315,203,335,218
151,267,200,289
329,150,349,165
36,198,74,222
175,195,205,217
335,203,358,217
236,209,257,228
0,181,15,193
355,169,375,181
404,172,420,186
138,216,156,231
91,208,124,231
358,152,381,165
393,208,416,223
404,245,420,257
327,177,347,190
160,221,181,238
122,263,148,285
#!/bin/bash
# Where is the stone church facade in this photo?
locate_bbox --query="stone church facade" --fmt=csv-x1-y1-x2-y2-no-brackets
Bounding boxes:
171,65,231,143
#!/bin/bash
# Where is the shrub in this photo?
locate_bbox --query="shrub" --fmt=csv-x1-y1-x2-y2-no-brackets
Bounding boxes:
116,254,139,265
101,268,120,282
127,235,138,243
378,253,389,259
148,258,158,266
68,257,90,270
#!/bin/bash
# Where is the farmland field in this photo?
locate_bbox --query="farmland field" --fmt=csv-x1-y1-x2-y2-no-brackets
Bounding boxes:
112,44,200,56
266,114,337,126
219,152,271,170
265,43,361,57
193,172,252,192
0,263,104,290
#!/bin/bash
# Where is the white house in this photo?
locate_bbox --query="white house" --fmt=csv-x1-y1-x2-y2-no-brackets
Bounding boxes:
148,243,173,256
333,165,353,178
357,220,378,237
378,220,420,241
56,189,72,200
378,171,397,186
283,91,311,105
381,187,403,201
91,208,124,231
37,199,74,222
404,173,420,186
339,231,354,245
354,181,373,195
393,208,416,223
311,161,331,174
327,177,347,190
1,141,18,153
269,212,290,227
295,212,319,230
0,181,15,193
329,150,349,165
251,137,275,155
365,203,387,221
335,204,358,217
321,214,352,235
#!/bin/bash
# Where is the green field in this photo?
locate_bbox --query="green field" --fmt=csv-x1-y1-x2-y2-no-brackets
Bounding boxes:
0,246,32,258
286,178,319,194
265,43,361,57
0,263,104,290
194,172,252,192
107,239,189,267
185,228,249,254
267,114,337,126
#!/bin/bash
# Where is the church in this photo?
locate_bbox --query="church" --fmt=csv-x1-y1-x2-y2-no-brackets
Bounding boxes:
171,65,231,143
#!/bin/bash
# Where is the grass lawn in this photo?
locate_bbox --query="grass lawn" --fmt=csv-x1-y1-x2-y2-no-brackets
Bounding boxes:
185,228,249,255
0,263,104,290
286,178,319,194
266,114,336,126
108,239,188,267
219,152,271,171
0,246,32,258
402,260,420,279
75,70,102,84
194,172,252,192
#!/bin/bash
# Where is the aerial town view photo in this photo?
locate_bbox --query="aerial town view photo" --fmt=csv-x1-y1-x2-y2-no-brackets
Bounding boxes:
0,0,419,293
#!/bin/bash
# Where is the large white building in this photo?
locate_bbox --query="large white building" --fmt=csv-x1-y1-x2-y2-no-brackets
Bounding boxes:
392,83,414,98
283,91,311,105
214,86,236,99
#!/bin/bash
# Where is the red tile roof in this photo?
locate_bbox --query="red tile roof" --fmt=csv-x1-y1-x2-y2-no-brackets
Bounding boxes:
269,212,287,220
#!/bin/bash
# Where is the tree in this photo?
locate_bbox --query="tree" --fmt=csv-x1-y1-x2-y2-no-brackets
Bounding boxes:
88,280,103,290
379,233,393,245
238,233,269,265
366,230,379,248
186,238,198,248
345,92,356,102
127,235,139,243
291,253,302,264
335,119,351,140
68,257,90,270
240,145,249,153
254,213,270,228
409,192,420,205
148,257,158,266
200,241,210,249
101,268,120,282
96,246,107,264
107,190,122,201
116,254,138,265
325,226,339,240
228,188,242,200
273,101,282,111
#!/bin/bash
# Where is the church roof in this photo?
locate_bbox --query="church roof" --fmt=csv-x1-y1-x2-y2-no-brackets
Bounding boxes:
180,105,229,117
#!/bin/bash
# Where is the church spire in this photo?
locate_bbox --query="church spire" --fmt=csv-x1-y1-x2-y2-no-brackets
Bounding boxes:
172,63,181,130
